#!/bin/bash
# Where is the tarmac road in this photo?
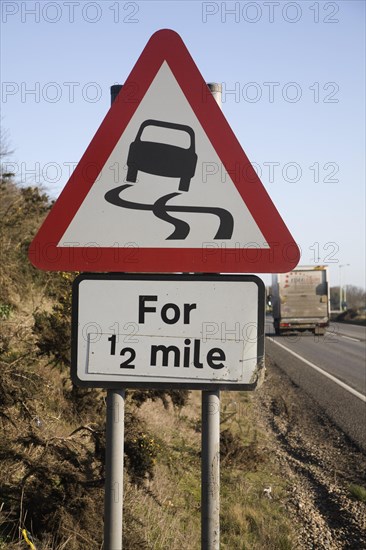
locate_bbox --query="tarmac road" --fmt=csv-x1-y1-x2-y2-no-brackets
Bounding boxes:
265,318,366,451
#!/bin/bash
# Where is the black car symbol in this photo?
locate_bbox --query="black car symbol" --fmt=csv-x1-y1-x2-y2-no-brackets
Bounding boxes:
126,119,198,192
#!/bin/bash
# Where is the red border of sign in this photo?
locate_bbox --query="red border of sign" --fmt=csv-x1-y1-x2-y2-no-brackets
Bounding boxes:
28,29,299,273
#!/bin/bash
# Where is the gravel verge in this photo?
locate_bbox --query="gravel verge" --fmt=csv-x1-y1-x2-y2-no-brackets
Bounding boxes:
253,356,366,550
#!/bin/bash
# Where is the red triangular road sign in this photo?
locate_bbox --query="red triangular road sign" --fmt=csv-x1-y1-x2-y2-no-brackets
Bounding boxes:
29,29,299,273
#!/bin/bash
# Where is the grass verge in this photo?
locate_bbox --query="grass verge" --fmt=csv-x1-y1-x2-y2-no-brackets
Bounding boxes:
131,389,297,549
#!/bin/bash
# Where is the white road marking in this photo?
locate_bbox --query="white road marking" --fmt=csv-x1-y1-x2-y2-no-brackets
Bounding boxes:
267,337,366,403
340,335,360,342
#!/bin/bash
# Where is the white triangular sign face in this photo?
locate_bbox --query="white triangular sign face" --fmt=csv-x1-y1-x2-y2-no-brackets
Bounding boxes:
60,62,268,249
29,30,299,273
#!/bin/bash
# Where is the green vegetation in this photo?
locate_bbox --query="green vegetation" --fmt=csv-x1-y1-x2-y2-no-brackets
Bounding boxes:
0,163,296,548
349,484,366,503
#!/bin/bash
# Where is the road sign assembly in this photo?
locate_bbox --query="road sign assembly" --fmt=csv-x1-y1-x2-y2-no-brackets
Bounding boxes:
29,29,299,273
72,273,265,390
28,29,300,550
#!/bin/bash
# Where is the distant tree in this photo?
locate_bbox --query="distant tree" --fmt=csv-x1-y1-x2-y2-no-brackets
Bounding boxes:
344,285,366,310
331,285,366,311
330,287,341,310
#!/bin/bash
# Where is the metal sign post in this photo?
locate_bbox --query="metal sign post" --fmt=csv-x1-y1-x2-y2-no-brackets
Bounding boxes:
201,390,220,549
103,85,125,550
201,83,222,550
104,389,125,550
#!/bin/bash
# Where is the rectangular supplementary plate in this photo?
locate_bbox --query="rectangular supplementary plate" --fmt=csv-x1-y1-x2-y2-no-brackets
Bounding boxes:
71,273,265,390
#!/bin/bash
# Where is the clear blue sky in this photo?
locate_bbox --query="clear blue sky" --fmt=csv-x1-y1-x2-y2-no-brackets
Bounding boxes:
1,0,365,289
